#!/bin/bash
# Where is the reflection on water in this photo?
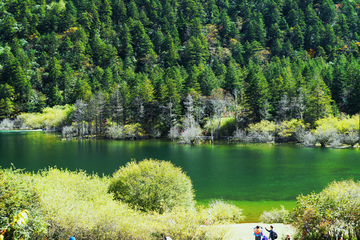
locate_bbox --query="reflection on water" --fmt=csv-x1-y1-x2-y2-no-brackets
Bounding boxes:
1,131,359,221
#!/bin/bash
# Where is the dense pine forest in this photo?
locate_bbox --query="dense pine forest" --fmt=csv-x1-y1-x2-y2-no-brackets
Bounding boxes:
1,0,360,136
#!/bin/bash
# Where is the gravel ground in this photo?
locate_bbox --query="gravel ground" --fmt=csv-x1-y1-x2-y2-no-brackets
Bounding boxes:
224,223,296,240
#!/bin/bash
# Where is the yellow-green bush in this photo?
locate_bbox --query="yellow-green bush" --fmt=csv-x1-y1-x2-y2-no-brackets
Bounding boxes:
29,167,225,240
0,168,47,240
260,205,289,223
315,115,359,134
109,159,195,213
204,117,235,136
0,166,228,240
150,206,228,239
16,105,74,130
123,123,147,139
247,120,277,133
33,168,153,239
206,199,245,223
277,119,306,138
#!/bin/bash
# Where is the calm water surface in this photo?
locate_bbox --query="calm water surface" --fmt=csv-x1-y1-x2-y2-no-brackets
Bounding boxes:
1,131,359,221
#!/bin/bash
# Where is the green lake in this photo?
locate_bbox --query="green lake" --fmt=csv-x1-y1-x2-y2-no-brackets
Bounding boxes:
1,131,360,222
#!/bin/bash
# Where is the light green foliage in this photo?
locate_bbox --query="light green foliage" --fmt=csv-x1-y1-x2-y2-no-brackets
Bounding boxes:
109,159,195,213
277,119,306,138
107,123,148,140
0,167,225,240
291,180,360,239
260,205,289,224
233,120,277,143
204,117,235,137
16,105,74,130
33,168,151,239
123,123,147,139
207,199,245,223
247,120,277,133
151,206,229,239
315,115,359,134
0,168,47,240
313,115,359,147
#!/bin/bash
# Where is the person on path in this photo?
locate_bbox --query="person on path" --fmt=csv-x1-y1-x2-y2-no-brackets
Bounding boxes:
284,235,290,240
265,226,275,240
254,225,263,240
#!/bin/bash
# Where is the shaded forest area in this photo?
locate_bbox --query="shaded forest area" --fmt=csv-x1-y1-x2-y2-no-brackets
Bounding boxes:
1,0,360,135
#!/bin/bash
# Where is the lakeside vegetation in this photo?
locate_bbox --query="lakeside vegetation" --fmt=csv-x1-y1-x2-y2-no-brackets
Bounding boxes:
1,0,360,142
2,160,360,239
0,160,240,240
1,104,358,147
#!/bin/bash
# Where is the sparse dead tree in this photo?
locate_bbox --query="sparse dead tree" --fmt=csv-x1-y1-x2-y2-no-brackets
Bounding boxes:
181,95,202,144
73,99,87,139
276,94,290,121
260,100,271,121
210,89,230,139
88,92,106,137
292,88,306,120
109,86,124,125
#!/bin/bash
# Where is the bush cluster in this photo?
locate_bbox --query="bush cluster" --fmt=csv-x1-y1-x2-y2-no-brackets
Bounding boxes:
290,180,360,239
204,117,236,138
11,105,74,130
260,206,289,224
0,159,241,239
107,123,146,140
295,115,360,147
207,199,245,223
233,119,305,143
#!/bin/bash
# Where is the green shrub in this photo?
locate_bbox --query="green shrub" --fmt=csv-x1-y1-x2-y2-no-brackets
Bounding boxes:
33,168,155,240
290,180,360,239
315,115,359,134
16,105,74,130
247,120,277,133
151,206,229,239
277,119,306,139
108,159,195,213
0,167,227,240
107,124,125,139
0,168,47,240
32,167,224,240
260,205,289,223
206,199,245,223
204,117,235,137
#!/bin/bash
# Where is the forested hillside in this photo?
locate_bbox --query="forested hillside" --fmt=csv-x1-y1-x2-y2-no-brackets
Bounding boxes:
1,0,360,132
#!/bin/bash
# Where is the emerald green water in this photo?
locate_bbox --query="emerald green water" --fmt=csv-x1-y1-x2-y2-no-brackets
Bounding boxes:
1,131,360,222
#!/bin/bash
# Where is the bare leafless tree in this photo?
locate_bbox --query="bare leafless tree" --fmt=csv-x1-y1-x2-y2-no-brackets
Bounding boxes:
73,99,87,138
109,86,124,125
181,95,202,144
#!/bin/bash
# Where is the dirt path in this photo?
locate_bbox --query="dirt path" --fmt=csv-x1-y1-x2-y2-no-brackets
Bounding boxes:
224,223,296,240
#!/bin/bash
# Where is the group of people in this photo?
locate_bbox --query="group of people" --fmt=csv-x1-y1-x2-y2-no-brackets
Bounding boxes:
253,225,291,240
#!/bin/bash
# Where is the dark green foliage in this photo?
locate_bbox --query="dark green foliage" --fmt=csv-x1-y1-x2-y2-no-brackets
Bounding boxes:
0,0,359,126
